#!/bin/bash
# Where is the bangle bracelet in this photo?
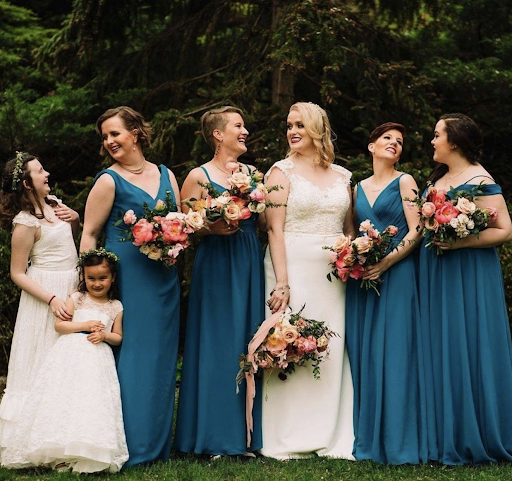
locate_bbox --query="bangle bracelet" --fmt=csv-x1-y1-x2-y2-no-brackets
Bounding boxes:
48,295,56,305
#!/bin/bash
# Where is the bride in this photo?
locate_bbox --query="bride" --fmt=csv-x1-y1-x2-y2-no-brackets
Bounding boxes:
261,102,355,459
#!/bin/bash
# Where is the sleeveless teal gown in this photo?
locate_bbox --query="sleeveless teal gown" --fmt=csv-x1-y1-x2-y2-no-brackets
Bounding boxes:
173,167,264,455
96,165,180,467
345,176,429,464
419,182,512,464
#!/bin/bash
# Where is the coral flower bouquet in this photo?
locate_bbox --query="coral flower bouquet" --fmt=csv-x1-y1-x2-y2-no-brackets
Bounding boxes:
405,183,498,254
196,162,282,226
117,190,204,267
324,220,399,295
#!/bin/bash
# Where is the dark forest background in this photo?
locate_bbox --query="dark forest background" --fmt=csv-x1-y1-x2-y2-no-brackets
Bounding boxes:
1,0,512,373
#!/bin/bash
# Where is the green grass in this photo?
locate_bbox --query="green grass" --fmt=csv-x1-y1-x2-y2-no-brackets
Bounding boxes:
1,456,512,480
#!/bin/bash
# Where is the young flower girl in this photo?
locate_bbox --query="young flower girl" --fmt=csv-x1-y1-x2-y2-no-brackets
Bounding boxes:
1,249,129,473
0,152,79,452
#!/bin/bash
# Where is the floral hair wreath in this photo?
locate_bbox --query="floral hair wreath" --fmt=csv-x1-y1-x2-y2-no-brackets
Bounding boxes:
11,151,26,191
78,247,120,267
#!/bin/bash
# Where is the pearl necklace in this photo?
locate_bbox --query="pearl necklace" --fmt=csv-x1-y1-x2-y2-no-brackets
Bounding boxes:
119,158,146,174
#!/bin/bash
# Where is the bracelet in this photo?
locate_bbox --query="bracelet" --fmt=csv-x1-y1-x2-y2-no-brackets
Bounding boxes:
271,285,290,296
48,295,56,305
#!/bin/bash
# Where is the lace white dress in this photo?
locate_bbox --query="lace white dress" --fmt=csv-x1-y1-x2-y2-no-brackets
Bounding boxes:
0,209,78,451
1,292,129,473
261,158,355,460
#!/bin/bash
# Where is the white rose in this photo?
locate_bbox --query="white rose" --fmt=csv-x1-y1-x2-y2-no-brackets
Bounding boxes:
185,211,204,231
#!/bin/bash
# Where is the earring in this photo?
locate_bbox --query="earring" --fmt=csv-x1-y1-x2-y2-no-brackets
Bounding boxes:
214,139,222,157
133,140,137,151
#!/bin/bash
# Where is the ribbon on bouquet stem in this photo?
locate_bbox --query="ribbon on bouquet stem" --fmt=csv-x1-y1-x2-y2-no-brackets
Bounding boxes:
241,310,282,448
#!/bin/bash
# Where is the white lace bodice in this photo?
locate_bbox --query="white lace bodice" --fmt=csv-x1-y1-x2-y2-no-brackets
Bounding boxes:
12,211,78,271
267,158,352,235
71,292,123,333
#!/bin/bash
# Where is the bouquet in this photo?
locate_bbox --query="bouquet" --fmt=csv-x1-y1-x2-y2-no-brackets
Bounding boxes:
117,190,204,267
237,305,337,383
195,162,282,226
324,220,399,295
405,183,498,254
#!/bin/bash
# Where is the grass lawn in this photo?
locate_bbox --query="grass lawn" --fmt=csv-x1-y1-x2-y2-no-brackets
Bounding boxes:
1,455,512,480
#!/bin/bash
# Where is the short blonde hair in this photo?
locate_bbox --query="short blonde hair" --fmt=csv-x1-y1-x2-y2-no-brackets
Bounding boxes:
286,102,334,167
200,106,245,151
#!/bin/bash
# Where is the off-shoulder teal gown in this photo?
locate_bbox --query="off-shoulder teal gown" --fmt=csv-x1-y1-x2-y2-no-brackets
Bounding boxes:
97,165,180,467
419,182,512,464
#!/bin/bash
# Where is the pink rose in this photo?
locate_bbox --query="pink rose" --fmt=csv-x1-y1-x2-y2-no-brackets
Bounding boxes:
486,206,498,221
385,225,398,236
294,335,317,354
225,162,240,173
421,202,436,218
359,219,374,232
353,235,373,254
249,188,266,203
435,201,459,224
132,219,156,246
239,207,252,220
123,209,137,225
367,229,380,240
160,218,188,243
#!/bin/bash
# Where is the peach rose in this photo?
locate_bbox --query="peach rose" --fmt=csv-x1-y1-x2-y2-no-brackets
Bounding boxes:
333,234,351,252
264,330,288,355
132,219,156,246
435,201,459,224
223,202,241,222
280,325,300,344
225,162,240,173
185,211,204,231
455,197,476,215
147,245,163,260
353,235,373,254
123,209,137,225
421,202,436,218
359,219,374,232
228,172,252,193
212,192,232,208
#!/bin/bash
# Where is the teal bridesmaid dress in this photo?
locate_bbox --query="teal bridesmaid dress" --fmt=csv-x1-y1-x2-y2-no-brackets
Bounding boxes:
345,176,429,464
173,166,264,455
419,182,512,464
97,165,180,467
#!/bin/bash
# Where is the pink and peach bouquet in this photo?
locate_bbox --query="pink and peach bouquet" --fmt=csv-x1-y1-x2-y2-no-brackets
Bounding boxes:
196,162,282,227
117,191,204,267
236,305,337,383
405,183,497,254
323,220,399,295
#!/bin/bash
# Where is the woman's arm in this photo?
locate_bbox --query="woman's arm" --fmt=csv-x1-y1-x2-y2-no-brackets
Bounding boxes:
343,184,356,239
87,311,123,346
265,167,290,313
54,202,80,238
80,174,116,252
167,168,182,212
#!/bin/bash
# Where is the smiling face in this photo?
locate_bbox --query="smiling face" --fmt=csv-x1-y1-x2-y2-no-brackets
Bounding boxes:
25,159,50,199
286,109,314,155
431,120,452,164
84,261,114,301
100,115,137,160
216,113,248,155
369,129,403,163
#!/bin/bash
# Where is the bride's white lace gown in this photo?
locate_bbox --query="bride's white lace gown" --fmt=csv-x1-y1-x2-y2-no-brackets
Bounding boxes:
0,210,78,451
261,158,355,460
1,292,129,473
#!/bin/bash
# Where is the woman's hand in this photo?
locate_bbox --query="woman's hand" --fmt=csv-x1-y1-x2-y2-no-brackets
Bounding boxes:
50,296,73,320
363,258,390,280
206,219,239,236
266,285,290,314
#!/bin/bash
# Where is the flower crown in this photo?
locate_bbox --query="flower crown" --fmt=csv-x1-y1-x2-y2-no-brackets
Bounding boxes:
78,248,120,267
11,151,26,191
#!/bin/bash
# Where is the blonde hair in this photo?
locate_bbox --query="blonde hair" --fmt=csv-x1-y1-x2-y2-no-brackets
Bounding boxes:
286,102,335,167
200,106,245,151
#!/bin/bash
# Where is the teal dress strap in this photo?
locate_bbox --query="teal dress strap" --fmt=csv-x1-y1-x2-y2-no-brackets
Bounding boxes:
199,166,213,183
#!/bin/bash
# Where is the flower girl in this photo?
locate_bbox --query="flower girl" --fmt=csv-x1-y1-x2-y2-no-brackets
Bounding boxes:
1,249,129,473
0,152,79,451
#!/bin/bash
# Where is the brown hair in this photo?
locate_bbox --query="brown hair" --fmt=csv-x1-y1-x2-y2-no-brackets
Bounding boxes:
95,106,152,157
369,122,406,144
0,153,57,230
286,102,335,168
77,254,119,300
200,106,245,151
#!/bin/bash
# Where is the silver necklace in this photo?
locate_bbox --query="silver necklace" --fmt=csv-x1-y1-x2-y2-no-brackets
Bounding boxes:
119,159,146,174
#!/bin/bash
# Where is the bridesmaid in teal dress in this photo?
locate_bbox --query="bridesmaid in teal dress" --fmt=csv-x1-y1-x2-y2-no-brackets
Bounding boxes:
81,107,182,467
174,106,264,456
346,122,429,464
420,113,512,464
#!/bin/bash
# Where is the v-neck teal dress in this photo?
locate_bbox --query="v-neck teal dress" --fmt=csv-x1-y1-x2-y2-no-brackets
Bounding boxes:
419,182,512,464
345,175,429,464
173,166,264,455
97,165,180,467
